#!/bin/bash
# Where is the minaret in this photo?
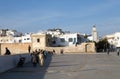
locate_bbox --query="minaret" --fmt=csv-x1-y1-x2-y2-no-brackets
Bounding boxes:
92,25,98,42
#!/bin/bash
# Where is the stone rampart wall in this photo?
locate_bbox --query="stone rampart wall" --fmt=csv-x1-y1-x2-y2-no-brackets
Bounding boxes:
45,43,96,54
0,43,31,55
0,42,95,55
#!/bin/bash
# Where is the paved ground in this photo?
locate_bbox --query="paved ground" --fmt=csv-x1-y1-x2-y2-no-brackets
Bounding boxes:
0,52,120,79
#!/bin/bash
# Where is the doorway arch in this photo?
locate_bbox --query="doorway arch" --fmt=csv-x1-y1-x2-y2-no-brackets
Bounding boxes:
85,44,91,52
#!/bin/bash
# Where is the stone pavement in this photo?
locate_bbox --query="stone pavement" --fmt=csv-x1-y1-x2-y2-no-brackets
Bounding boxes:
0,52,120,79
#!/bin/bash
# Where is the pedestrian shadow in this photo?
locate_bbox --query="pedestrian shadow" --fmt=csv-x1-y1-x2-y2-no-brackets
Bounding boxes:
0,53,53,79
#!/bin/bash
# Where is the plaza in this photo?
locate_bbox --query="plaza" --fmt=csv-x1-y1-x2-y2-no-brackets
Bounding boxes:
0,52,120,79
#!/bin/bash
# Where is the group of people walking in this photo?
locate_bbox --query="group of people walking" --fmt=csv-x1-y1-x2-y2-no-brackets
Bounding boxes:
31,49,47,67
107,48,120,56
30,49,64,67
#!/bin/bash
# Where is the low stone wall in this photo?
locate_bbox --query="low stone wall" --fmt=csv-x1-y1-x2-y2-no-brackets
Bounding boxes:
0,42,95,55
0,53,31,73
0,43,31,55
45,43,96,54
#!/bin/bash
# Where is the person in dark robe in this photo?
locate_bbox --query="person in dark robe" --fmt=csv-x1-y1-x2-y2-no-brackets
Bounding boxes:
5,47,11,55
28,45,31,53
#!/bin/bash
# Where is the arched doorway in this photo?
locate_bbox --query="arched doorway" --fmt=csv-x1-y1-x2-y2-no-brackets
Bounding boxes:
85,44,91,52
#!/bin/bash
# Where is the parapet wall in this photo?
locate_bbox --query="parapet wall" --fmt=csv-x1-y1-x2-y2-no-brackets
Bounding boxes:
0,53,31,73
0,42,96,55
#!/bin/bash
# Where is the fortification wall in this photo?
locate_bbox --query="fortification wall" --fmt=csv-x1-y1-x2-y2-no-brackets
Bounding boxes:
0,42,95,55
45,43,96,54
0,43,31,55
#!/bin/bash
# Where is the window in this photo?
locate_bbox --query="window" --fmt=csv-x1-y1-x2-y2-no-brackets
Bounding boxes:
14,40,16,43
27,38,30,40
60,38,65,42
52,40,56,44
24,38,26,40
37,38,40,43
68,38,73,42
19,40,22,43
6,39,8,41
117,37,119,40
73,38,76,44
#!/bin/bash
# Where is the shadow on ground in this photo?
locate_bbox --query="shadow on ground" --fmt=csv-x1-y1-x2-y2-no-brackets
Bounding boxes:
0,54,53,79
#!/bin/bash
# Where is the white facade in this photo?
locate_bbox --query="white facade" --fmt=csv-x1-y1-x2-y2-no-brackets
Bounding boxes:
40,28,88,47
105,32,120,48
46,28,64,37
59,33,78,46
22,34,31,43
6,30,16,36
0,29,22,37
105,34,114,45
0,33,32,43
14,37,22,43
51,33,87,46
0,29,6,36
0,36,14,43
114,32,120,47
87,35,93,41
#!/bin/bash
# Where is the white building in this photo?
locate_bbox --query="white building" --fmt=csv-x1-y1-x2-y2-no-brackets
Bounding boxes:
105,32,120,51
39,28,88,47
0,29,22,37
114,32,120,47
0,36,14,43
21,33,31,43
51,33,87,47
87,35,93,41
105,34,114,45
0,29,6,36
0,33,32,43
46,28,64,37
6,30,14,36
14,37,22,43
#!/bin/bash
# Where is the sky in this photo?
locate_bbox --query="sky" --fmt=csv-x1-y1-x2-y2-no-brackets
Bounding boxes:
0,0,120,37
